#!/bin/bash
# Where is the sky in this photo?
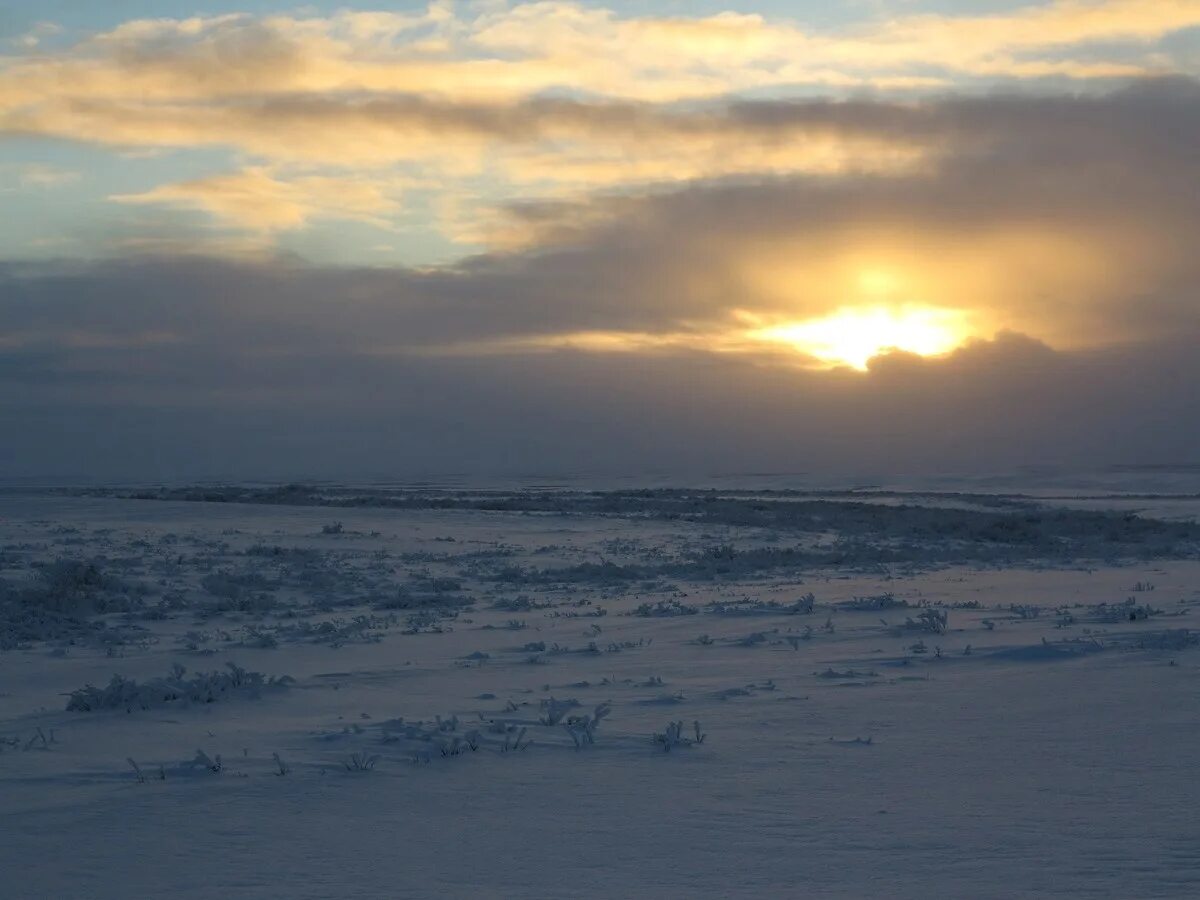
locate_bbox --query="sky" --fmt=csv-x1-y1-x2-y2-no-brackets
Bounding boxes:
1,1,1199,481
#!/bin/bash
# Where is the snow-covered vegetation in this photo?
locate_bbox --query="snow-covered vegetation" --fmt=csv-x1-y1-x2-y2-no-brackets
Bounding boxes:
2,484,1199,897
65,663,291,712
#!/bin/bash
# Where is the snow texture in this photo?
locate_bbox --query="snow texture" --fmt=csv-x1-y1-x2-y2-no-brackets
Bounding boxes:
1,480,1199,898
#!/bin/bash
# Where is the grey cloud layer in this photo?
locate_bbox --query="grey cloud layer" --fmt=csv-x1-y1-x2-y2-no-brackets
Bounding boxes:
2,82,1198,478
2,288,1196,480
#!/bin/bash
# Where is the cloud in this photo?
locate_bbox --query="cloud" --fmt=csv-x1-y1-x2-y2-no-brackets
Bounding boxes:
1,80,1194,339
0,5,1193,149
461,79,1200,348
2,1,1194,113
0,164,80,191
11,76,1187,248
5,80,1193,348
1,253,1197,480
0,29,1196,478
110,167,405,232
8,21,61,50
1,4,1196,245
2,79,1197,478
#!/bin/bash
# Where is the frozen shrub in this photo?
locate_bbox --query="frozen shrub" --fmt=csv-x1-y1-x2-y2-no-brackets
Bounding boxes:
903,609,948,634
563,703,612,749
191,749,223,773
0,597,100,649
633,599,697,617
708,594,815,616
241,626,279,649
402,609,457,633
2,558,142,622
33,560,132,612
376,587,471,612
535,561,647,584
343,751,378,771
1089,599,1162,623
198,571,278,615
818,668,878,680
66,662,292,712
739,631,771,647
490,595,553,612
23,727,55,750
829,736,873,746
539,696,580,726
844,593,907,611
653,720,706,752
501,727,531,753
0,562,152,649
273,614,398,647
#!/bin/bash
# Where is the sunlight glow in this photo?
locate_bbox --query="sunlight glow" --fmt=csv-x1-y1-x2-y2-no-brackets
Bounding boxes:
856,268,901,296
749,306,970,370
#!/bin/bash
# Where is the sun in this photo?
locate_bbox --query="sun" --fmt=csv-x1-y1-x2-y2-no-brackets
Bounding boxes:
749,305,970,370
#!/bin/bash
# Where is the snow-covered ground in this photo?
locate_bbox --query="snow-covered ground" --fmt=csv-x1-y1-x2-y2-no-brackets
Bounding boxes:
2,485,1199,898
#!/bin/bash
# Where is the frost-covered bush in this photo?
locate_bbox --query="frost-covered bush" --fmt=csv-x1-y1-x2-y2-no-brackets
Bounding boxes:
1089,599,1162,623
198,571,278,615
241,625,279,649
634,599,698,617
707,594,815,616
243,615,398,648
34,560,112,607
376,586,471,611
0,559,149,649
343,751,378,771
66,662,292,712
190,749,223,773
402,609,457,633
792,593,816,614
15,558,141,613
563,703,612,749
528,561,649,585
844,593,908,611
653,720,706,752
420,576,462,593
539,696,581,726
902,609,948,634
489,595,553,612
737,630,776,647
0,596,99,649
